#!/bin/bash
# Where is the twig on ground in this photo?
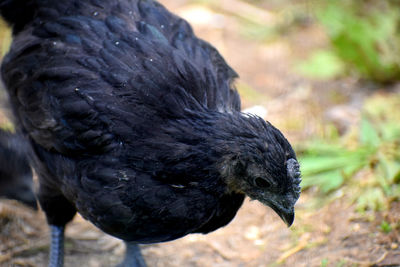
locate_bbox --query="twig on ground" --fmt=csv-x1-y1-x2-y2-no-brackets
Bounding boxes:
344,250,389,266
276,240,308,264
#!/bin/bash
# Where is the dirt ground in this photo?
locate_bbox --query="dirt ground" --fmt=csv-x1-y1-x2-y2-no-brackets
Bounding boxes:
1,0,400,266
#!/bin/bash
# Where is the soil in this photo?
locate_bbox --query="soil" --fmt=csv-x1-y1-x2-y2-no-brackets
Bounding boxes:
0,1,399,266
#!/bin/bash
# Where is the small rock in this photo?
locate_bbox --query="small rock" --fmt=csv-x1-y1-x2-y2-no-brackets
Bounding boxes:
325,105,360,134
244,225,261,240
242,105,268,119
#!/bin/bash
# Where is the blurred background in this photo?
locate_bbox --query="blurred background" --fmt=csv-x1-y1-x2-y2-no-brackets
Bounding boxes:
1,0,399,266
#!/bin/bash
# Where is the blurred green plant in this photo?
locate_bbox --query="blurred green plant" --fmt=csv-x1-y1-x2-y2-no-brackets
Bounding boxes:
380,220,392,234
0,18,12,57
298,94,400,212
320,259,328,267
300,0,400,83
0,122,15,132
296,49,345,80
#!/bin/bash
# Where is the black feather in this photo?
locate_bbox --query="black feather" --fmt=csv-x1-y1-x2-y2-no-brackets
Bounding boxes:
0,129,37,209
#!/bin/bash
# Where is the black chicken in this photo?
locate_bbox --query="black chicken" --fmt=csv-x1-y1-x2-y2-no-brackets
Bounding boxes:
0,0,301,266
0,128,36,209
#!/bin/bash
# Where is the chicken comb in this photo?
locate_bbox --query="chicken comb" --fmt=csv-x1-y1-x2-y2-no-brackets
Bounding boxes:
286,158,301,197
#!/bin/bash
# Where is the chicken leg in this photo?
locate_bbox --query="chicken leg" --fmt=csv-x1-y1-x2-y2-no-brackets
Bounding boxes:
49,225,65,267
117,242,147,267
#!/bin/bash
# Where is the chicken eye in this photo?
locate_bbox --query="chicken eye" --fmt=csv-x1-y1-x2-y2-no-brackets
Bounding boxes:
254,177,271,189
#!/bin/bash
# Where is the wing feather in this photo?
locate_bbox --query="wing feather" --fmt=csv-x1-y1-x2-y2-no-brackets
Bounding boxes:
2,0,241,156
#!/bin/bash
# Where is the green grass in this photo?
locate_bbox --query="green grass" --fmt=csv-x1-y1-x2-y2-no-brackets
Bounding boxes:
298,94,400,212
380,220,392,234
300,0,400,83
296,50,346,80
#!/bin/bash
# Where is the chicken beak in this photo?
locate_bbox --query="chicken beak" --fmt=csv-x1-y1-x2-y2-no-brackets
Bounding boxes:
269,204,295,227
278,208,295,227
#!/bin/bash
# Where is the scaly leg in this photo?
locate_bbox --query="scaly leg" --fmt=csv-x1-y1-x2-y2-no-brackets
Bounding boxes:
116,241,147,267
48,225,65,267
